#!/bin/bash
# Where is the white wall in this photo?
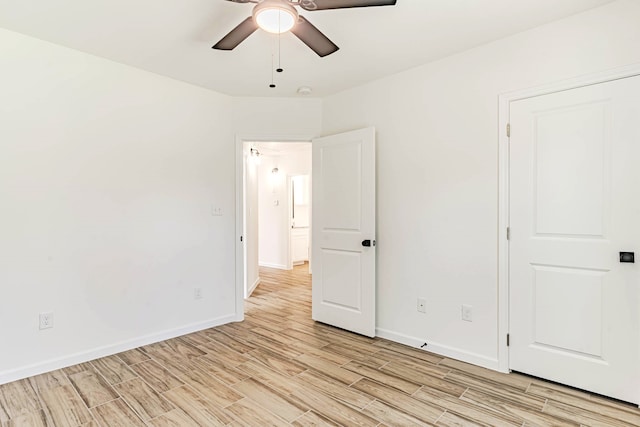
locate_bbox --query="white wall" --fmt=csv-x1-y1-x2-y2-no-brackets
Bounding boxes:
0,29,236,382
232,97,322,138
258,148,311,270
321,0,640,368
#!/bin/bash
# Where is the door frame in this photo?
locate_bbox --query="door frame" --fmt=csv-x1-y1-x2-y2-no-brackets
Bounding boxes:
497,63,640,373
234,134,314,322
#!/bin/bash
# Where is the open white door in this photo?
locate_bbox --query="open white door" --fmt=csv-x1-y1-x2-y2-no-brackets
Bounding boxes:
312,127,376,337
509,75,640,404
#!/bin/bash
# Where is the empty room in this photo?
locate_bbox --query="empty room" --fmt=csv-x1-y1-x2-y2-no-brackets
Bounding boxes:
1,0,639,426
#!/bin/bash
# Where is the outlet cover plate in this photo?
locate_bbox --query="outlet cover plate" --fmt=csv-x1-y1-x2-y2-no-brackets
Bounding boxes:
461,304,473,322
39,312,54,330
417,298,426,313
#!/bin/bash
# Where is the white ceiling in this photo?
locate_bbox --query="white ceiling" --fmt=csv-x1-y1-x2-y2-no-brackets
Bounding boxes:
0,0,615,97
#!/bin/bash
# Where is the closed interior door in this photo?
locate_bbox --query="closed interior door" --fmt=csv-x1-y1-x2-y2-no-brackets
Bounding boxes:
312,127,376,337
509,75,640,404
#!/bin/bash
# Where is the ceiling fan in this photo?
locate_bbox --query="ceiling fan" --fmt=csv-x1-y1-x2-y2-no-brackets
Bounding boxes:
212,0,397,57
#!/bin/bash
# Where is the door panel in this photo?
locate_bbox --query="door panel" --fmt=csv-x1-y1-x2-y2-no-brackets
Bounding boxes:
509,76,640,404
534,103,608,237
312,127,375,337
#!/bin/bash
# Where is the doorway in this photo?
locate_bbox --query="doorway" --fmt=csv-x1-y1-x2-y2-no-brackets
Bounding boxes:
241,141,312,299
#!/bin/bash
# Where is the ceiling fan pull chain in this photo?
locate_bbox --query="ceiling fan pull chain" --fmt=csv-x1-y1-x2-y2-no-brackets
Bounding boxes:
277,10,284,72
269,40,276,88
277,31,284,73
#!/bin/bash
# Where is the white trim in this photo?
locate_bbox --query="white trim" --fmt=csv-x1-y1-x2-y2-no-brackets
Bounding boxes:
376,328,500,371
258,261,289,270
497,62,640,374
235,138,245,322
247,277,261,298
0,314,236,385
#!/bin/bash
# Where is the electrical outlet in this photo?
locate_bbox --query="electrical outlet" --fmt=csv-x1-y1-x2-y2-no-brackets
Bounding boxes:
461,304,473,322
211,206,223,216
39,312,54,330
194,288,203,300
417,298,426,313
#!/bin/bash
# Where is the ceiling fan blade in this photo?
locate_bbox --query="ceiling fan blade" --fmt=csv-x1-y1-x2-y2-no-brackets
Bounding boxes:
300,0,397,11
290,17,339,57
212,17,258,50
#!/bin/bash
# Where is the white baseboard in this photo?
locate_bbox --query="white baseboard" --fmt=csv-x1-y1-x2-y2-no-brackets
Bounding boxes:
0,314,237,385
376,327,501,372
247,276,260,298
258,261,289,270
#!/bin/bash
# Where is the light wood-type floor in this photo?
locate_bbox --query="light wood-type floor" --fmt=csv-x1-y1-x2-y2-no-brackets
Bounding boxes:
2,264,640,426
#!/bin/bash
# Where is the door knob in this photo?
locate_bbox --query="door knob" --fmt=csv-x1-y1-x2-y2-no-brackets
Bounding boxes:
620,252,635,263
362,239,376,247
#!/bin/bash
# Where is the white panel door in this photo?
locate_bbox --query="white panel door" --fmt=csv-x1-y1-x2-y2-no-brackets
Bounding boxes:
509,75,640,404
312,127,376,337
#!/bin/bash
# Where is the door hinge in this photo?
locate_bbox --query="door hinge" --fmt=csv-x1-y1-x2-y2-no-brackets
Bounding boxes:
240,235,243,242
506,123,511,137
507,334,510,347
506,227,510,240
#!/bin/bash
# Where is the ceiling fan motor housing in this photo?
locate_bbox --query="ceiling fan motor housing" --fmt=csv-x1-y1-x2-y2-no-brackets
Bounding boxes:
253,0,299,34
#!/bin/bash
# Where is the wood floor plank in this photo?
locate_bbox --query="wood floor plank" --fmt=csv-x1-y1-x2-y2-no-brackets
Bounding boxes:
178,367,243,408
414,387,522,427
441,358,531,392
527,383,640,426
161,385,232,426
27,371,69,395
225,397,289,427
232,378,307,422
296,354,362,385
67,370,119,409
62,363,94,376
247,348,308,377
197,340,251,367
321,343,389,368
0,409,50,427
90,355,137,385
296,370,374,410
0,379,41,419
146,409,200,427
543,399,639,427
235,360,300,396
435,411,485,427
115,349,150,366
91,398,146,427
39,384,92,426
113,378,174,421
362,399,435,426
342,360,421,394
351,378,444,424
128,360,183,393
190,356,249,386
203,329,255,354
291,410,339,427
288,382,379,427
178,331,211,348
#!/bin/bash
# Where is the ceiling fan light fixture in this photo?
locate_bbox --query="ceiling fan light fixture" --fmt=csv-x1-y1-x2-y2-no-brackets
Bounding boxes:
253,1,298,34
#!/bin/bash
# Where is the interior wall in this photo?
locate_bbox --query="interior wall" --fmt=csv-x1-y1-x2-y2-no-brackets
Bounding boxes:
232,97,322,138
321,0,640,368
258,148,312,270
0,29,236,382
